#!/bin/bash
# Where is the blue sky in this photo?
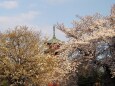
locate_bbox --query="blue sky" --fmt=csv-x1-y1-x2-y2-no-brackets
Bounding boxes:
0,0,115,41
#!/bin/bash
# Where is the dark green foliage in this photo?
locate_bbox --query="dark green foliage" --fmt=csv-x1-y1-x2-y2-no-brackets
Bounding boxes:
78,76,95,86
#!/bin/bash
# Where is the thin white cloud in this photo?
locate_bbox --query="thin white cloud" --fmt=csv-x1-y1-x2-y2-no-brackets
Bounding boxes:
46,0,65,3
0,11,40,27
0,12,67,40
0,0,18,9
44,0,73,4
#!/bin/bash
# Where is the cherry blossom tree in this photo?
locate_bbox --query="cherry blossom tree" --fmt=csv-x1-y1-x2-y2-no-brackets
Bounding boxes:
0,26,70,86
57,4,115,86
